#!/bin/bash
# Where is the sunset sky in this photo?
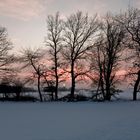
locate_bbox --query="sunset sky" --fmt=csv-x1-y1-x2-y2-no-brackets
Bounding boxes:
0,0,139,50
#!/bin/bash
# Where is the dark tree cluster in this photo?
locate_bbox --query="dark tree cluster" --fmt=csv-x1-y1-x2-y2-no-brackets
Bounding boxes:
0,7,140,102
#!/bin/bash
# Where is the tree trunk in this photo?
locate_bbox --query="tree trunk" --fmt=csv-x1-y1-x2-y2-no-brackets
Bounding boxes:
70,61,75,101
38,76,43,102
96,77,105,100
55,78,58,100
105,92,111,101
133,70,140,101
99,70,105,100
100,79,105,99
105,78,111,101
104,65,112,101
97,47,105,100
54,59,58,100
54,46,58,101
71,77,75,101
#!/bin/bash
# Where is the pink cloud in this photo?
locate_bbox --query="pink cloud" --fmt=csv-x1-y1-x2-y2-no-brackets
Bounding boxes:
0,0,45,20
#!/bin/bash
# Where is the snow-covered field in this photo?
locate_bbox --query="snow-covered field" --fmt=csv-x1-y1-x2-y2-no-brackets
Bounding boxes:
0,96,140,140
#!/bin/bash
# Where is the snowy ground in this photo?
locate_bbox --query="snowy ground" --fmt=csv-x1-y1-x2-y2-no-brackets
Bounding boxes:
0,98,140,140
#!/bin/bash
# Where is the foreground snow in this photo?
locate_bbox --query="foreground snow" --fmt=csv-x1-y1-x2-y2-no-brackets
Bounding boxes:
0,100,140,140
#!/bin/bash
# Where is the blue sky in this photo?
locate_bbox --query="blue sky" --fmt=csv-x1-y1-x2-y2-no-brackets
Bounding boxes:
0,0,139,50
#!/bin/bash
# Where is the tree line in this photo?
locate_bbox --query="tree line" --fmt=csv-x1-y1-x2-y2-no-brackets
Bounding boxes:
0,7,139,102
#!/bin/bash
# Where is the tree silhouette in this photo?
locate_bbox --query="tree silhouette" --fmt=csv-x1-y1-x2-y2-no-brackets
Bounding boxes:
21,48,45,102
90,15,125,100
0,26,14,78
117,7,140,100
45,12,64,100
62,11,98,101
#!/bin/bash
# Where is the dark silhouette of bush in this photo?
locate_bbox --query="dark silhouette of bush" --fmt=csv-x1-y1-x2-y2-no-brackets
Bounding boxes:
43,86,56,101
59,94,89,102
0,83,22,101
43,86,56,92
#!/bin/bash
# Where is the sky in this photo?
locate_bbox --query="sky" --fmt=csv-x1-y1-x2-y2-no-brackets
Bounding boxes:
0,0,139,51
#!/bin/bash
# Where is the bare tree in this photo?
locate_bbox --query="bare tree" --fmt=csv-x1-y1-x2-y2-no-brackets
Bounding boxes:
90,15,125,101
62,11,98,100
21,48,45,102
89,36,105,100
45,12,63,100
0,26,14,77
117,8,140,100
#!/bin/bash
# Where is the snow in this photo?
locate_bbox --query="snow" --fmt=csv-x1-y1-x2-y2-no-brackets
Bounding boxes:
0,99,140,140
